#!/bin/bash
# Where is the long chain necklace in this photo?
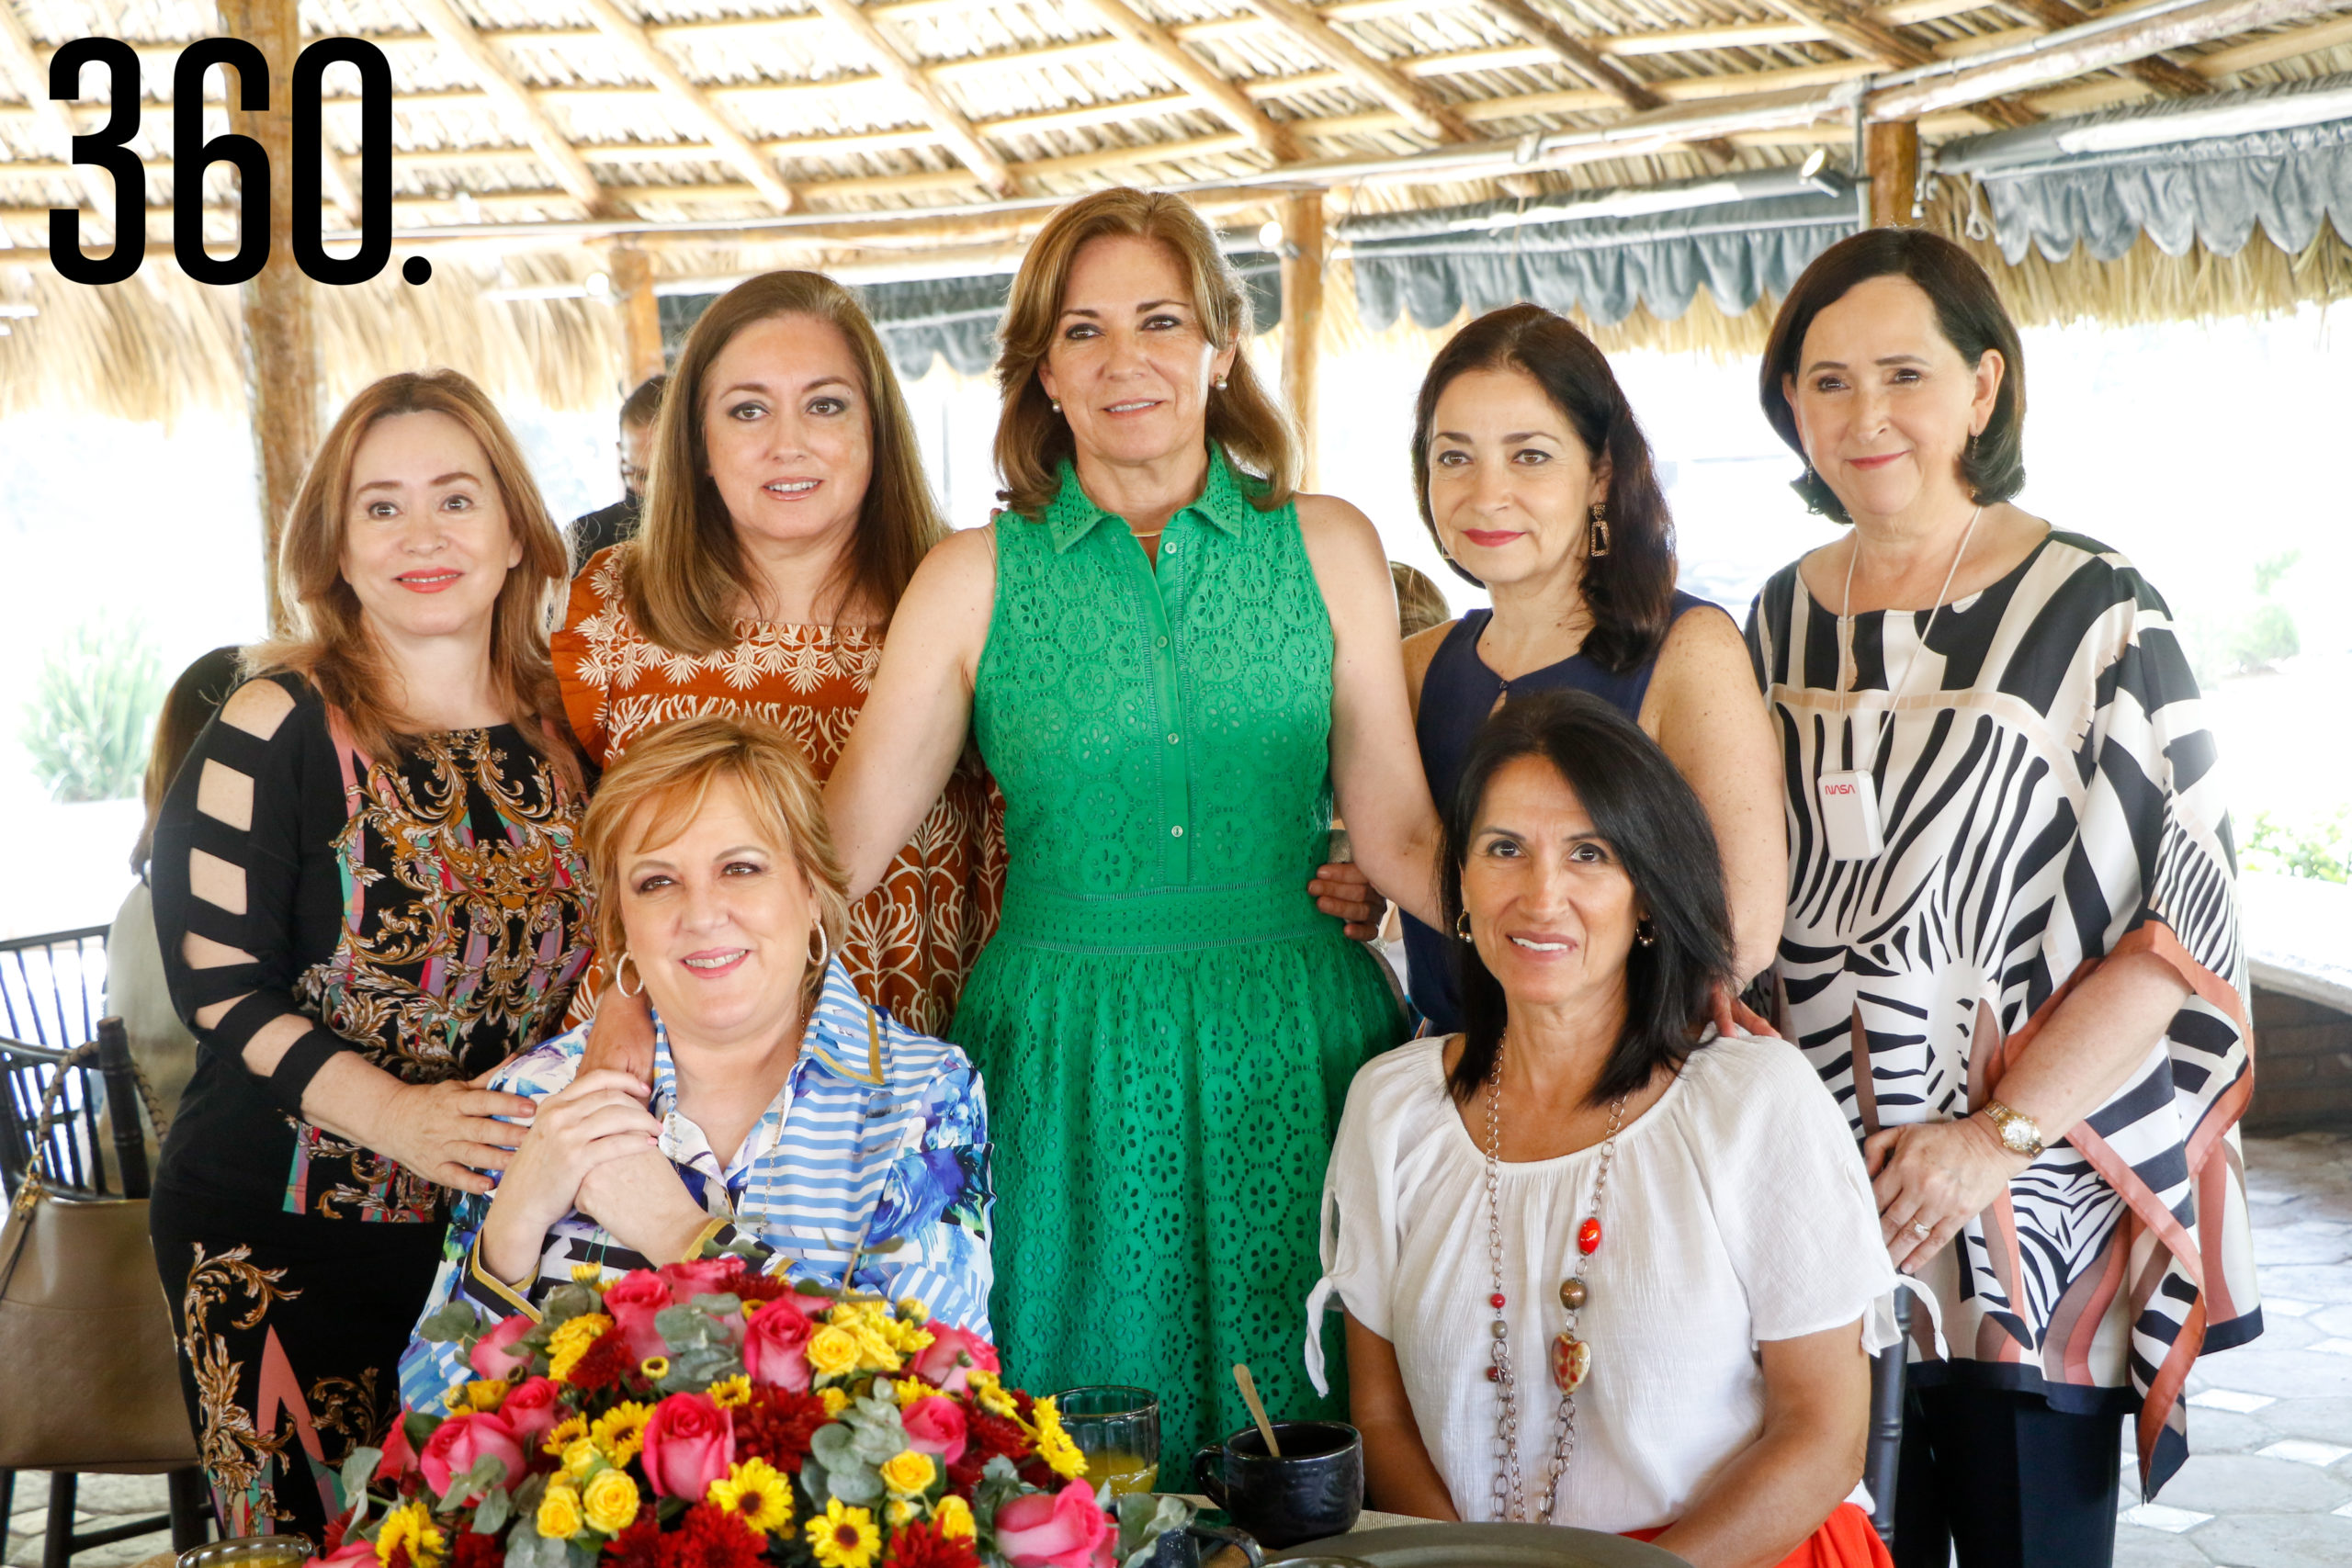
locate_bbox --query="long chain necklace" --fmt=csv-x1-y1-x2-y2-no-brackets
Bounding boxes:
1483,1034,1628,1525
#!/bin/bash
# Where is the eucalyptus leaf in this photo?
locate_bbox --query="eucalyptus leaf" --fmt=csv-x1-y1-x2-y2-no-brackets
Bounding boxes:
541,1284,601,1324
475,1486,512,1539
341,1447,382,1503
561,1539,600,1568
503,1527,557,1568
402,1412,444,1454
416,1303,481,1344
809,1425,860,1469
687,1292,743,1324
823,1461,884,1508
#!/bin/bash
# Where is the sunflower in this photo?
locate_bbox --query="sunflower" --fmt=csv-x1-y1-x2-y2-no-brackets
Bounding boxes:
708,1375,753,1410
376,1501,445,1568
706,1457,795,1536
806,1498,880,1568
592,1401,654,1465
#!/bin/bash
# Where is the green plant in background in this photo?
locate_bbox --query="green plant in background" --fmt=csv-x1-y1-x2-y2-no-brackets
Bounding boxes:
2244,807,2350,884
2184,549,2303,686
20,617,165,803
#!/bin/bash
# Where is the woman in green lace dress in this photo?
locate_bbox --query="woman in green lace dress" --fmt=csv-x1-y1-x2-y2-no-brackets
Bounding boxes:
829,188,1442,1458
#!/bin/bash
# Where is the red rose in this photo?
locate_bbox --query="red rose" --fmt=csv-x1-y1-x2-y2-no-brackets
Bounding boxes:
419,1412,525,1505
908,1324,998,1393
378,1413,424,1482
741,1296,814,1391
469,1312,537,1381
656,1258,740,1301
639,1392,735,1500
602,1272,676,1361
900,1396,968,1465
991,1479,1117,1568
497,1376,563,1442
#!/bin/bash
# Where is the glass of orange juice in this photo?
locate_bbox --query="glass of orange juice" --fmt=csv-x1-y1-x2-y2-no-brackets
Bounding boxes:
1055,1384,1161,1496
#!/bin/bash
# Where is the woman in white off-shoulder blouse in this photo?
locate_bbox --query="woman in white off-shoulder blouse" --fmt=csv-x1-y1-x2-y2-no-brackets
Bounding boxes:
1308,690,1901,1568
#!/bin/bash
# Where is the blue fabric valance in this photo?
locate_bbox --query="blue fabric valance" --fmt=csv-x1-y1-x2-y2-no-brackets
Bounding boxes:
1341,186,1858,331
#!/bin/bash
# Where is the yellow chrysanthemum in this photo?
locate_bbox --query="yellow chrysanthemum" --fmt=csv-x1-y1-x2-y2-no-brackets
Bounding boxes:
850,1322,903,1373
462,1379,509,1413
892,1376,933,1410
806,1499,880,1568
543,1416,588,1456
561,1437,600,1480
582,1466,641,1536
891,1322,935,1357
965,1371,1017,1419
705,1457,795,1536
895,1297,930,1325
820,1387,849,1418
1028,1396,1087,1481
591,1402,652,1467
806,1325,860,1379
571,1262,606,1287
548,1314,614,1382
931,1495,975,1540
876,1450,935,1496
377,1500,445,1568
708,1374,752,1409
535,1483,583,1540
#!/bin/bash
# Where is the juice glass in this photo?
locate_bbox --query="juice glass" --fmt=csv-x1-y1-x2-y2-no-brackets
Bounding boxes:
1054,1384,1161,1496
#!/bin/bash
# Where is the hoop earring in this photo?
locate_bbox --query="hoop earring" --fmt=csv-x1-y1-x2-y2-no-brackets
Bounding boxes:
1634,919,1657,948
613,952,643,997
1454,910,1473,942
1588,502,1611,559
807,921,831,973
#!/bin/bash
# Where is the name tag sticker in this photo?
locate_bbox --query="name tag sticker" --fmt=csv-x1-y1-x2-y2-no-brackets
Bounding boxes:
1819,769,1884,861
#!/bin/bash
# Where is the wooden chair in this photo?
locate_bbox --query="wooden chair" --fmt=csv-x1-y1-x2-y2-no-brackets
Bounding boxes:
0,1019,210,1568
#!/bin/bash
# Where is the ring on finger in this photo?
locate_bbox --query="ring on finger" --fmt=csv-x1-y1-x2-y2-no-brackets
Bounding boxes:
1909,1219,1933,1240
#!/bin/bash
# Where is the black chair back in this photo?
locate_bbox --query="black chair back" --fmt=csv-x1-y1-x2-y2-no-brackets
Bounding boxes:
0,925,110,1053
0,1019,150,1201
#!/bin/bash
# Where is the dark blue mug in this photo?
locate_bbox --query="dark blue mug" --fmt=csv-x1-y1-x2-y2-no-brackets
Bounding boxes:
1192,1420,1364,1550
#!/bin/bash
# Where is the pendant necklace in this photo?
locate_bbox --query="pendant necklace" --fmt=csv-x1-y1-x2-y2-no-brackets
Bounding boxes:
1482,1032,1627,1525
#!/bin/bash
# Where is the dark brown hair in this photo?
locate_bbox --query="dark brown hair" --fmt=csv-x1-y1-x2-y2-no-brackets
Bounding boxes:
1410,304,1678,675
1759,228,2027,522
132,646,243,874
1442,690,1735,1107
248,369,571,771
994,187,1295,520
627,272,944,654
618,373,666,430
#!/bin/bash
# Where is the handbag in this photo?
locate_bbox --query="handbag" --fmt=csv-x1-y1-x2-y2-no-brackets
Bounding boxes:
0,1042,200,1472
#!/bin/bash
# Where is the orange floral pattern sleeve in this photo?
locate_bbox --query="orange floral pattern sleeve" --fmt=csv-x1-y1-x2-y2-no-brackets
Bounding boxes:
550,545,1004,1035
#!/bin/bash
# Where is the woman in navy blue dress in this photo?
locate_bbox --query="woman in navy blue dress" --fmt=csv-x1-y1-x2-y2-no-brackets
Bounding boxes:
1396,305,1785,1033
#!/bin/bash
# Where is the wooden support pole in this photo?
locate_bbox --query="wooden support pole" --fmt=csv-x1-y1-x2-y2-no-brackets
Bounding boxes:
1866,118,1920,227
1279,193,1325,494
609,244,665,385
218,0,318,634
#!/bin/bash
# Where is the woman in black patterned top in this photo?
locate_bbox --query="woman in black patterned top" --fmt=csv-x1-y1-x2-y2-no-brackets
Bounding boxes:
1745,231,2256,1568
150,371,594,1541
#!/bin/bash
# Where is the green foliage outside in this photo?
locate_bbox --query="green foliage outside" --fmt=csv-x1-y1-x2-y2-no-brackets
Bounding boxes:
20,618,165,803
2185,550,2302,687
2244,807,2351,884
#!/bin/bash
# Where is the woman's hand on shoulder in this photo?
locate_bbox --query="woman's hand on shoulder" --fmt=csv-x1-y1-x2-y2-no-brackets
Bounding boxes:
478,1068,661,1282
582,984,657,1083
361,1070,541,1195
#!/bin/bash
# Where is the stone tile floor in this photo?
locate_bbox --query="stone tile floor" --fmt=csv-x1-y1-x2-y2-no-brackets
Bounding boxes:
2117,1129,2352,1568
6,1133,2348,1568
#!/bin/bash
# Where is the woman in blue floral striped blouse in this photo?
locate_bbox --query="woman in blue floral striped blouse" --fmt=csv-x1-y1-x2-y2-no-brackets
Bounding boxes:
400,715,992,1410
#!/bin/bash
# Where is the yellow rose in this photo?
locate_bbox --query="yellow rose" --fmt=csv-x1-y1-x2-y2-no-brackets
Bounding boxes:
851,1322,902,1373
561,1437,599,1480
806,1325,860,1378
582,1466,642,1536
876,1450,935,1496
463,1379,509,1412
535,1483,584,1540
931,1495,975,1540
885,1500,915,1529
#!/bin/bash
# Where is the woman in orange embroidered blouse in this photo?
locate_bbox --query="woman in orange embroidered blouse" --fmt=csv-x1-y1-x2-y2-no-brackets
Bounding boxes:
552,273,1001,1035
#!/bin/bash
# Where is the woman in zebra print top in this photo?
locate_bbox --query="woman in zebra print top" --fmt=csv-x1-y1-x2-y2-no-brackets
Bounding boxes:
1746,230,2256,1568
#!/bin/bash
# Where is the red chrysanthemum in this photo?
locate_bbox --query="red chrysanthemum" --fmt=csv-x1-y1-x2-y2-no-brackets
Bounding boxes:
731,1387,831,1473
604,1515,664,1568
383,1546,413,1568
882,1519,983,1568
946,1409,1033,1489
729,1270,797,1304
321,1517,347,1554
564,1326,637,1393
451,1532,502,1568
657,1505,764,1568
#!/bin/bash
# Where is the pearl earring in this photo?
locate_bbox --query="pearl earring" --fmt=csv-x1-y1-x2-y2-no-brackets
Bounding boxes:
1050,399,1062,413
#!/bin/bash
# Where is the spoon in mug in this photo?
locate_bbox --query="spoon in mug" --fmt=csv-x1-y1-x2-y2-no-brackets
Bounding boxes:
1232,1363,1282,1458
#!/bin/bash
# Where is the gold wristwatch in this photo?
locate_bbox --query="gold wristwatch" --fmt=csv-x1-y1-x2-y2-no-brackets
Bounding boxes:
1981,1099,2045,1158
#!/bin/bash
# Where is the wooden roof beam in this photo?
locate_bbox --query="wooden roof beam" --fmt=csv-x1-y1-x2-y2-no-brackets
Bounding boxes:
1064,0,1300,160
572,0,797,210
1235,0,1476,141
1765,0,2039,127
1467,0,1738,164
1997,0,2211,94
802,0,1016,193
405,0,608,211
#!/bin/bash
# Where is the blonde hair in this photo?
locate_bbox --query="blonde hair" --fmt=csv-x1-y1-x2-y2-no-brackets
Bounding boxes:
579,714,850,1013
1391,561,1451,641
249,369,571,772
627,272,945,656
994,187,1296,520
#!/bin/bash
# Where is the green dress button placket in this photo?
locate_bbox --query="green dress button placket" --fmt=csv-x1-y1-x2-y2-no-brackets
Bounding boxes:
1115,519,1192,885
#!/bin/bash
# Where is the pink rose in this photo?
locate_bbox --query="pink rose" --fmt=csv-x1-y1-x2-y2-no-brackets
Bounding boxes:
607,1300,670,1363
639,1392,735,1500
497,1376,563,1442
377,1413,421,1482
742,1297,815,1392
419,1412,525,1505
991,1479,1117,1568
900,1396,968,1465
469,1313,537,1381
909,1323,1000,1393
307,1542,376,1568
656,1258,739,1301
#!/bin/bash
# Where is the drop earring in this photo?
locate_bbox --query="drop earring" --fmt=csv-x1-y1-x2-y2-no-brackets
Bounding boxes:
1588,502,1611,558
1454,910,1473,942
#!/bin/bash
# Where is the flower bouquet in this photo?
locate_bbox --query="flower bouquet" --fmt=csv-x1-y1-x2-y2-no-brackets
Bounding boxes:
314,1258,1193,1568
